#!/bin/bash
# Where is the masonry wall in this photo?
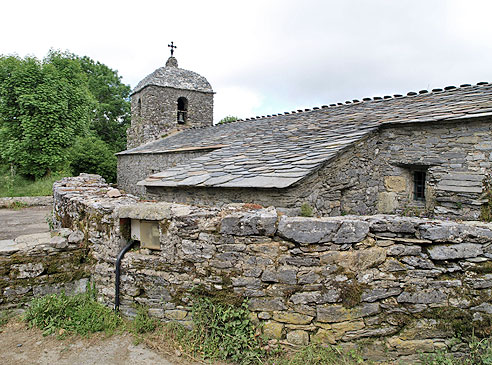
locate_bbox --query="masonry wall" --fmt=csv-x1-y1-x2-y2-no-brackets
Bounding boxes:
52,175,492,363
117,151,207,196
127,85,214,148
145,118,492,220
0,230,91,310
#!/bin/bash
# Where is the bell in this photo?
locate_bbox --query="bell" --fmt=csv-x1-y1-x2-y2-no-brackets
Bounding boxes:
178,112,185,124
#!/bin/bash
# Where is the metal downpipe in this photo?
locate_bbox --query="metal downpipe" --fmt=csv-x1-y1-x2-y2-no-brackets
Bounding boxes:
114,240,136,311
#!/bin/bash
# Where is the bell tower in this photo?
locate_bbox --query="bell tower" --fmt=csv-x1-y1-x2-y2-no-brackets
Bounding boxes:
126,43,214,149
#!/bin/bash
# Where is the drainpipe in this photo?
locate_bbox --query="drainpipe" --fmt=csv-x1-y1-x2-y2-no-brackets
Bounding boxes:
114,240,136,311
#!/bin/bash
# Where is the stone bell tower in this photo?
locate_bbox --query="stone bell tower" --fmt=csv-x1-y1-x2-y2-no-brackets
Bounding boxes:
126,44,214,149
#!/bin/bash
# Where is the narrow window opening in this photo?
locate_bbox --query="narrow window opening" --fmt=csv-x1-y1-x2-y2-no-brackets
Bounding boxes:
413,171,426,201
177,97,188,124
137,98,142,117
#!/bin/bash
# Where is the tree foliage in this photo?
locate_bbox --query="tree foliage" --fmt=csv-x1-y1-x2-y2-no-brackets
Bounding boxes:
0,51,130,182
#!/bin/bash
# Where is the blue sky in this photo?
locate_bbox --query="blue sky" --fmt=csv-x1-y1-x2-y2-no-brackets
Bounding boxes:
2,0,492,122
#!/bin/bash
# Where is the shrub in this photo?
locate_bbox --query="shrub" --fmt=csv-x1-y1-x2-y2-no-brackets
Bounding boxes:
69,136,117,183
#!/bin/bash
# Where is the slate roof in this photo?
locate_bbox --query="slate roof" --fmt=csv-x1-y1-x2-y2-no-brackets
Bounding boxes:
119,82,492,189
131,57,213,95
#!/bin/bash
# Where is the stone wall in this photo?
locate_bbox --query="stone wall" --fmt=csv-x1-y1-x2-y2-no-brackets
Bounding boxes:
117,150,208,196
145,118,492,220
0,230,91,310
127,85,213,149
52,175,492,363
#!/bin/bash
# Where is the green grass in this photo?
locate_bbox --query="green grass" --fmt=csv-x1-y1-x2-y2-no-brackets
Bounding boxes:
24,285,122,337
421,337,492,365
0,168,68,197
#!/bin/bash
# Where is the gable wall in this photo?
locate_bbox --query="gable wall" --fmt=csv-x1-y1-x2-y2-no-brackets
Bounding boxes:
117,151,208,196
127,85,213,148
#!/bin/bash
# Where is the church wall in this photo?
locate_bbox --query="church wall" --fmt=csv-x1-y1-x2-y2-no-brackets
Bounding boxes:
145,118,492,220
117,150,208,196
50,174,492,363
126,85,213,148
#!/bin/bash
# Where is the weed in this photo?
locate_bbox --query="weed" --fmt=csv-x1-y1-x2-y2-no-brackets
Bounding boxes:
421,336,492,365
0,310,14,326
266,342,367,365
132,305,158,334
6,201,28,210
300,202,314,217
24,284,121,337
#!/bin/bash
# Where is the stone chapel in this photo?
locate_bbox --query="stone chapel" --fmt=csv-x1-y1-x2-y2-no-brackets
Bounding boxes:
118,51,492,221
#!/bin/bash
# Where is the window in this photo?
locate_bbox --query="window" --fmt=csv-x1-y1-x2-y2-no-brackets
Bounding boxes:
137,98,142,116
413,171,426,201
177,97,188,124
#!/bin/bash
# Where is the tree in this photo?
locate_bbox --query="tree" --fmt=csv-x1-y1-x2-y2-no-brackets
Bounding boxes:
69,135,117,182
77,56,131,152
0,53,91,178
0,51,131,179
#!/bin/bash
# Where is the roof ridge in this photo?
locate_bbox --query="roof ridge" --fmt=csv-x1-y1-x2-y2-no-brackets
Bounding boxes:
233,81,490,123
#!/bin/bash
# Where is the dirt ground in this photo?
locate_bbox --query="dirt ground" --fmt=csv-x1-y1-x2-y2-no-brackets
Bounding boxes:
0,206,51,240
0,320,196,365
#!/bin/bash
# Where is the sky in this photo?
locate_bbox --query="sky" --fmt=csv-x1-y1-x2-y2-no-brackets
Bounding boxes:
2,0,492,123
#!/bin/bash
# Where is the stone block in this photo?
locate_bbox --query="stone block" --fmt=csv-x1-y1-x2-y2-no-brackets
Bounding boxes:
320,247,386,271
273,311,313,325
220,208,277,236
14,263,44,279
312,328,336,344
68,230,85,244
427,243,483,260
334,220,370,244
384,176,407,192
263,321,283,339
377,192,399,214
397,289,447,304
164,310,188,320
249,298,286,311
317,303,379,323
361,288,402,302
277,217,340,244
286,330,309,345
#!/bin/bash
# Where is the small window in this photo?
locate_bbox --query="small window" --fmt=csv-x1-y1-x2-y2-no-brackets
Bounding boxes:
413,171,426,201
177,97,188,124
137,98,142,116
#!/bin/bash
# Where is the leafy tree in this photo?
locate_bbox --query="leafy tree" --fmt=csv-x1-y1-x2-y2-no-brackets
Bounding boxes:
77,56,130,152
0,53,91,178
69,135,117,183
0,51,130,180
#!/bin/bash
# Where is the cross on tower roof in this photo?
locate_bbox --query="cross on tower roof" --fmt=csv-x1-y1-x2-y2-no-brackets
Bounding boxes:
168,41,177,57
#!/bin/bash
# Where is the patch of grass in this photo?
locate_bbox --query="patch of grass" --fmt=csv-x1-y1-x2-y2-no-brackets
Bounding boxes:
421,337,492,365
6,201,28,210
189,296,265,364
300,202,314,217
266,342,367,365
132,305,159,334
0,310,14,326
0,167,69,197
24,285,122,337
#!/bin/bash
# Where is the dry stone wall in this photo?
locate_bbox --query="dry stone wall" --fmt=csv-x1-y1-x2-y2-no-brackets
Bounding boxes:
0,229,91,310
49,174,492,363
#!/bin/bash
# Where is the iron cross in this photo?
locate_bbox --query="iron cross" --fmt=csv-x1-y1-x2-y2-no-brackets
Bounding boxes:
168,42,177,56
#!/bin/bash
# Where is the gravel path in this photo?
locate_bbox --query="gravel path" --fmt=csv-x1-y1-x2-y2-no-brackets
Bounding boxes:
0,321,178,365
